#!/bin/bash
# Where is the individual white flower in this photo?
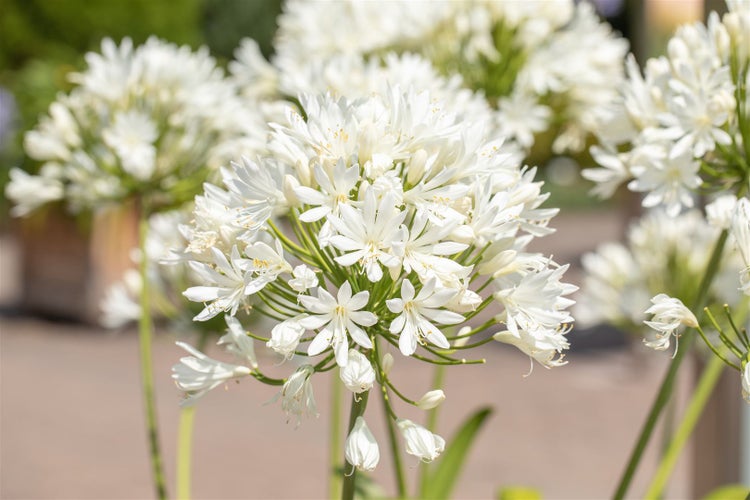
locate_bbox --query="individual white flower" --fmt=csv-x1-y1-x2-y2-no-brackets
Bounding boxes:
5,167,64,216
345,417,380,472
219,315,257,369
183,246,249,321
242,239,292,294
267,316,307,359
397,419,445,463
706,194,738,229
493,325,569,368
299,281,378,366
102,110,157,181
172,341,252,406
99,270,141,329
628,143,701,217
339,349,376,394
288,264,318,293
643,294,699,351
742,362,750,403
416,390,446,410
328,190,406,283
731,197,750,295
386,278,464,356
279,364,318,423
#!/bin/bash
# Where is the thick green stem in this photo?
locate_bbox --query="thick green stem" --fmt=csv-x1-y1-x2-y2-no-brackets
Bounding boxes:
176,406,195,499
341,391,369,500
138,208,168,499
613,230,728,500
330,372,343,500
644,355,725,499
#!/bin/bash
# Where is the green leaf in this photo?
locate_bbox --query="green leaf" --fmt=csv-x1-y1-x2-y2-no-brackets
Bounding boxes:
420,407,493,500
702,484,750,500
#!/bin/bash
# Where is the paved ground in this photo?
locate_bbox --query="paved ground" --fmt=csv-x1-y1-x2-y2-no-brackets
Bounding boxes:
0,211,697,499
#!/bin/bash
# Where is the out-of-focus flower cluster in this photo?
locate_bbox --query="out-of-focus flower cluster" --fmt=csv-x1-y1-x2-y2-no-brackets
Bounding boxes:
583,1,750,216
576,206,744,347
234,0,627,157
6,37,266,216
171,88,576,467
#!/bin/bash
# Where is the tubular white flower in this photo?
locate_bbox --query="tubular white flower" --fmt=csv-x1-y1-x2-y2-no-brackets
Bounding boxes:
416,390,446,410
219,315,258,369
742,362,750,403
345,417,380,472
340,349,376,394
299,282,377,366
732,198,750,295
280,365,318,423
397,419,445,463
172,341,252,406
643,294,698,351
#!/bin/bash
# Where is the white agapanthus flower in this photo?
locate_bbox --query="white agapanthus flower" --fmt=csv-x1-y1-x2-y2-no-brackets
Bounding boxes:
742,362,750,403
340,349,376,394
643,294,699,351
731,197,750,295
299,282,378,366
279,364,318,423
172,341,253,406
175,88,575,471
397,419,446,463
345,417,380,472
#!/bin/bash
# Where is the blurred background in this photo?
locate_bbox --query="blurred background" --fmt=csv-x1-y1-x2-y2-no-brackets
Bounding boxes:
0,0,742,498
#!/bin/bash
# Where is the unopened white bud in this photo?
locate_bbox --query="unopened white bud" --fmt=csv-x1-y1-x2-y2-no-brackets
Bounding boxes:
406,149,428,185
283,174,301,207
382,353,394,375
416,389,446,410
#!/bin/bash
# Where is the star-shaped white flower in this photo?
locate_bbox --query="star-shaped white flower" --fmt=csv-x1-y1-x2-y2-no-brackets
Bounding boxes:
386,278,464,356
299,282,378,366
328,190,406,282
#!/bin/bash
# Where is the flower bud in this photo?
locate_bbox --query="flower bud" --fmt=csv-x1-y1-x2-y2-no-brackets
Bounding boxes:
340,349,376,393
743,362,750,404
282,174,301,207
416,389,446,410
382,353,394,375
397,419,445,462
345,417,380,471
267,317,306,359
407,148,428,185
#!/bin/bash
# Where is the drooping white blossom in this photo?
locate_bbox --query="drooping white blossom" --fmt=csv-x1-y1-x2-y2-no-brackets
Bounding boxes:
397,419,445,463
345,417,380,472
339,349,376,394
643,294,699,351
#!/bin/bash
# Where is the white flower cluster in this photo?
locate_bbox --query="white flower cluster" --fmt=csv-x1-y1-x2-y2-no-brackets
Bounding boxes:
262,0,627,155
6,37,264,215
576,207,744,335
172,88,576,467
583,1,750,215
